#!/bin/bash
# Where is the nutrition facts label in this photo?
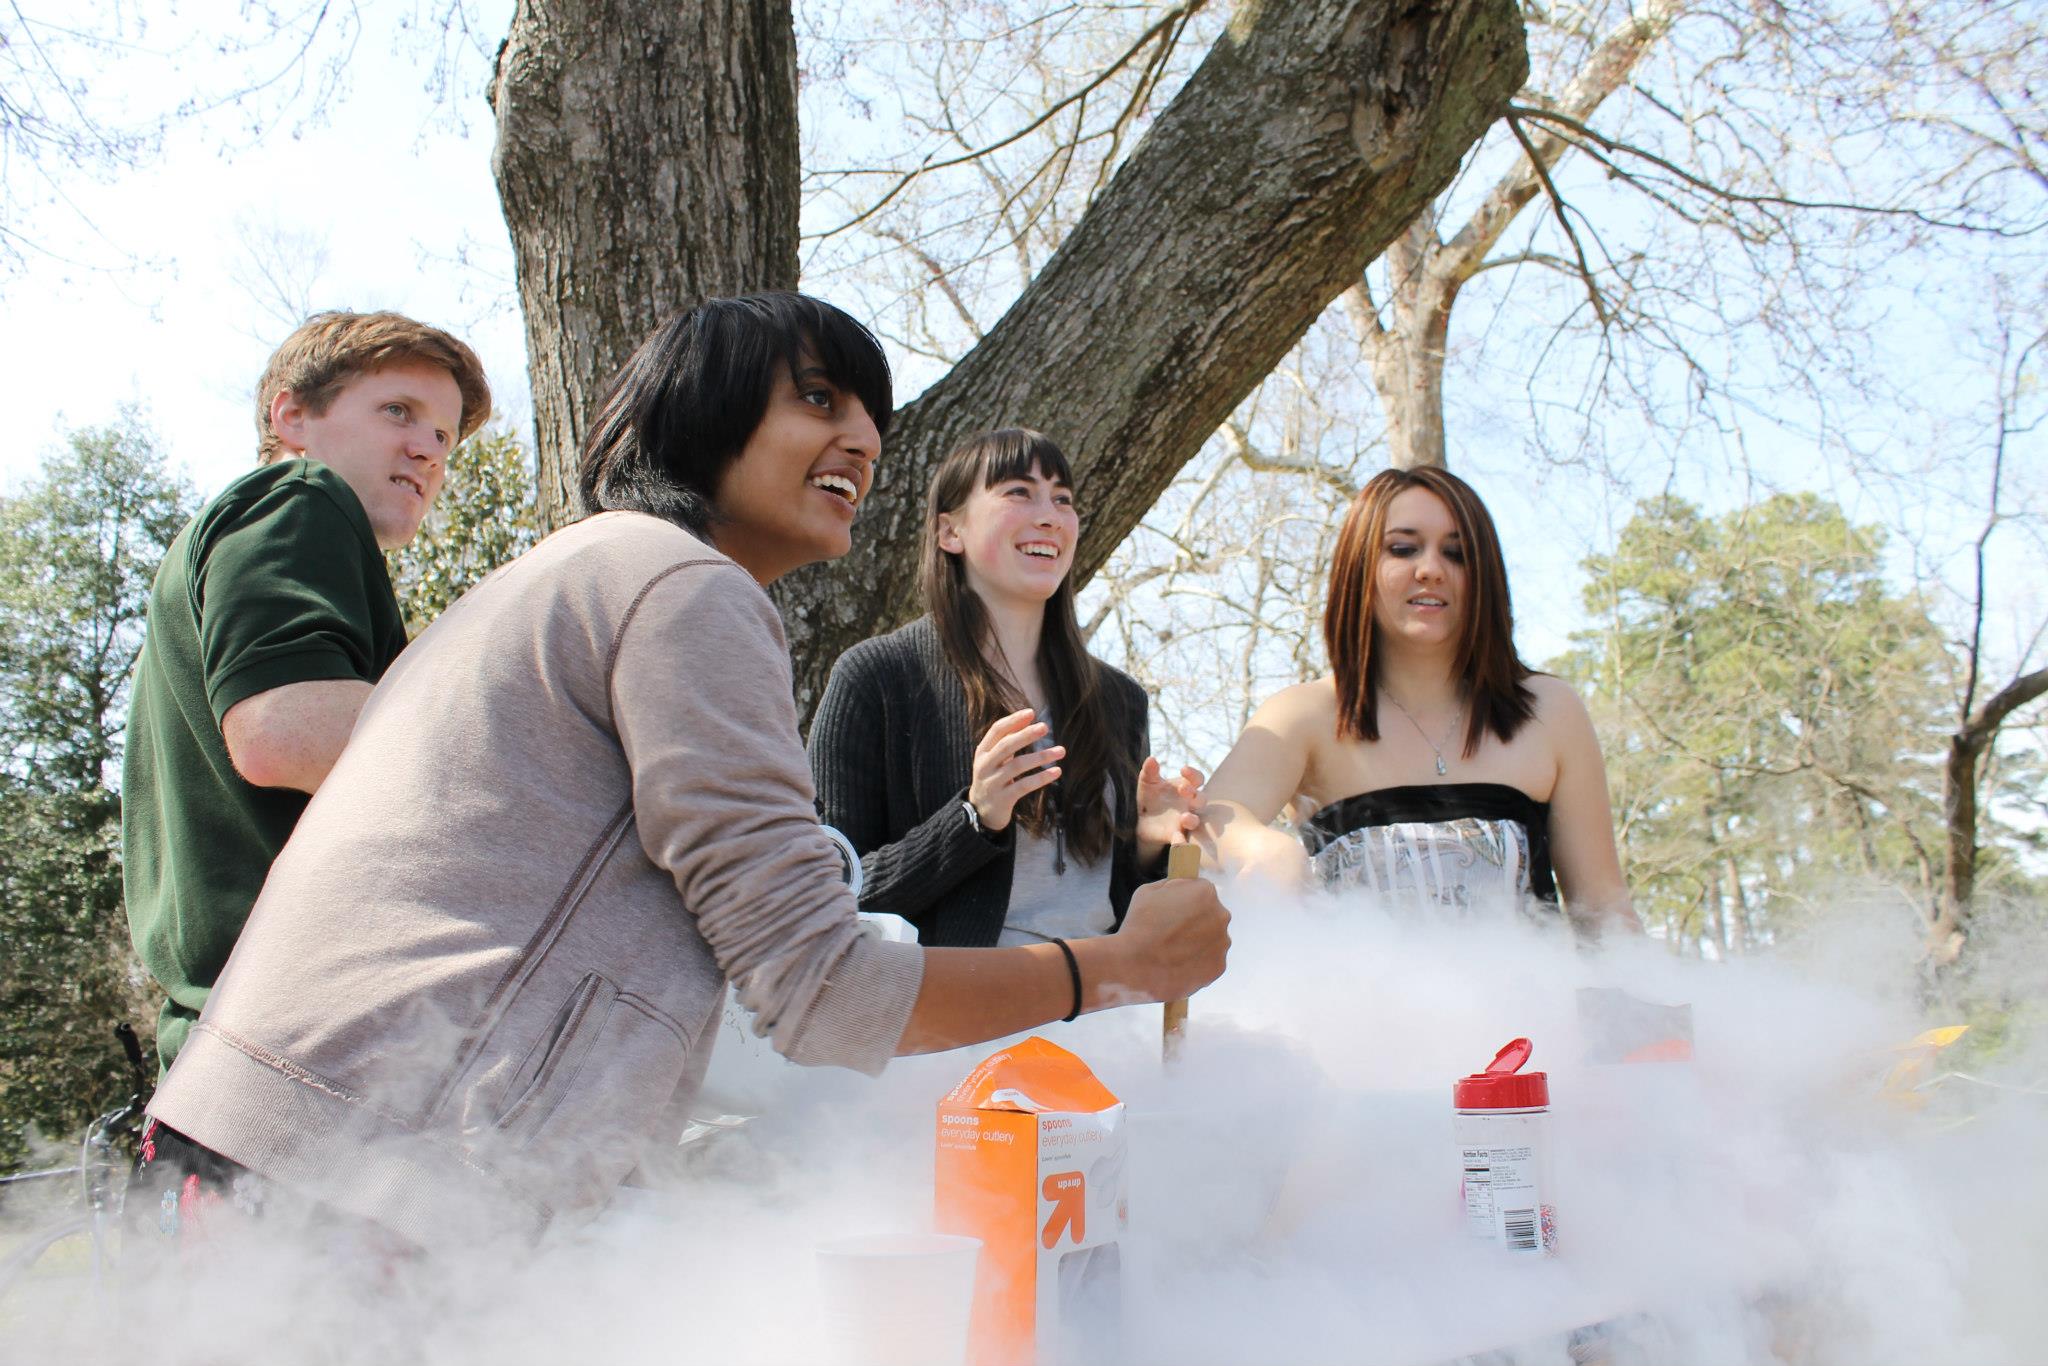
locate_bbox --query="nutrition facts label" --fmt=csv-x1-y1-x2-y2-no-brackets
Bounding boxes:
1461,1142,1539,1246
1454,1108,1555,1254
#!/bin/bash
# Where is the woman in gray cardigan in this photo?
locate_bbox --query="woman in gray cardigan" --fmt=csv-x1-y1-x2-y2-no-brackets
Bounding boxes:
143,298,1230,1250
808,429,1203,948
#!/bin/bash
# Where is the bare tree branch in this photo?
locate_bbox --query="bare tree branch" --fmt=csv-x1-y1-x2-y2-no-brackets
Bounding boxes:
1507,103,2022,234
1441,0,1685,283
807,0,1209,242
1503,111,1609,324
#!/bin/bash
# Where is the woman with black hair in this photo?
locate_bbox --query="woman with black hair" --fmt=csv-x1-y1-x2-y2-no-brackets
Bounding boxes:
808,428,1203,949
1200,465,1636,934
143,298,1231,1248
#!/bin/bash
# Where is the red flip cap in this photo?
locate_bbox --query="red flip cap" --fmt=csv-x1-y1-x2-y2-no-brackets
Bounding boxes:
1454,1037,1549,1109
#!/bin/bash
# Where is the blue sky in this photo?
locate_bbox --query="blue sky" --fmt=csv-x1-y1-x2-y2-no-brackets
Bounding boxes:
4,1,2039,684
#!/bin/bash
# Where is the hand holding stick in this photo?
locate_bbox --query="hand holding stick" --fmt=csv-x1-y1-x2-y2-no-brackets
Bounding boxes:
1162,841,1203,1062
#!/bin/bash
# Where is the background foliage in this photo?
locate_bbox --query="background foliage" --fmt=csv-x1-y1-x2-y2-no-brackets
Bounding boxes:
386,425,541,636
0,413,540,1169
0,413,192,1170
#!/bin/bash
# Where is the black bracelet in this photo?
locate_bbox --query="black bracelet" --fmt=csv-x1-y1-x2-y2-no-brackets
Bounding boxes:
1049,937,1083,1022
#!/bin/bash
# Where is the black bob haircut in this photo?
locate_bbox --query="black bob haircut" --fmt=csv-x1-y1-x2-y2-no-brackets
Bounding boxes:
578,292,893,536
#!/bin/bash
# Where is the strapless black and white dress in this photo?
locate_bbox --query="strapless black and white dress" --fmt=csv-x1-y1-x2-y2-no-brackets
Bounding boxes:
1300,783,1558,920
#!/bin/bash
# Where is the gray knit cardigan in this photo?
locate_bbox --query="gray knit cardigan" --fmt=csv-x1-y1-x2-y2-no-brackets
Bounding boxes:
806,616,1155,947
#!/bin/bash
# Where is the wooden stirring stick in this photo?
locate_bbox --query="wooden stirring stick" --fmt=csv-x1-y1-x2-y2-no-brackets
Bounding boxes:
1162,841,1202,1062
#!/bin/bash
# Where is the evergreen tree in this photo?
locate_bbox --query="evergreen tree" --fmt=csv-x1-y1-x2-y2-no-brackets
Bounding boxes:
0,411,193,1170
386,425,541,636
1554,493,1986,953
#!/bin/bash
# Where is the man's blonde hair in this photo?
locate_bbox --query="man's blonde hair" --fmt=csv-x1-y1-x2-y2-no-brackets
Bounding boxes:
255,311,493,463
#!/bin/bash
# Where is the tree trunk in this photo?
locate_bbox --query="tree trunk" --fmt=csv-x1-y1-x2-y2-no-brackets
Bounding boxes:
772,0,1529,716
1707,773,1750,952
1703,865,1726,959
490,0,1527,717
1353,215,1455,468
1929,666,2048,965
1721,851,1750,953
492,0,801,529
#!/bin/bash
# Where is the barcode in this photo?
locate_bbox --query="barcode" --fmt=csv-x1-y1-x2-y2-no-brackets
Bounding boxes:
1502,1209,1537,1250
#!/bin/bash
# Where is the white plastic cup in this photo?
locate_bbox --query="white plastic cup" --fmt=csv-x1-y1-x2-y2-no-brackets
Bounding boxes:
814,1232,983,1366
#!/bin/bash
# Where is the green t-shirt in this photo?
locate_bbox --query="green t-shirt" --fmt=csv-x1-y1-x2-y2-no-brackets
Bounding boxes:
122,460,408,1072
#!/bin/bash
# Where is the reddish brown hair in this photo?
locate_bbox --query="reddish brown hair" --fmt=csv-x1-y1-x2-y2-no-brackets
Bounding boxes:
255,311,492,463
1323,466,1535,754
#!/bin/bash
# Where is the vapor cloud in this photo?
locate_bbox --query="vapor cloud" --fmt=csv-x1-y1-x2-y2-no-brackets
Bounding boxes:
10,878,2043,1365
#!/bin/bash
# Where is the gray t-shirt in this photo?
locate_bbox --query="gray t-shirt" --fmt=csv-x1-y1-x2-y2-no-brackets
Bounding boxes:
998,765,1117,944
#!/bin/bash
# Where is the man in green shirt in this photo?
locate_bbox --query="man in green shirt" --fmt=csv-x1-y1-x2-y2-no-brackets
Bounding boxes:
123,311,492,1073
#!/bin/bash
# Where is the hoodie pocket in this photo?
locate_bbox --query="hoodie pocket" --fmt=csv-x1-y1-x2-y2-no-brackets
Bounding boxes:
516,989,693,1211
494,971,615,1146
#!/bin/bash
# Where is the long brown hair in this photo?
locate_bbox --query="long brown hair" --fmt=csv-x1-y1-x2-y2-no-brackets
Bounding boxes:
920,429,1124,863
1323,466,1535,755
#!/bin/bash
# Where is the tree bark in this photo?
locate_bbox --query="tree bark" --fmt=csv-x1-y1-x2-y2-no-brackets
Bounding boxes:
772,0,1529,716
1929,665,2048,962
1703,863,1726,958
1351,214,1455,467
1346,0,1683,469
492,0,801,528
1708,772,1750,952
1721,850,1751,952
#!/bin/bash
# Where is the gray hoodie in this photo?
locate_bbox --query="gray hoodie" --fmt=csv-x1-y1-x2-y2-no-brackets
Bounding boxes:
149,512,924,1247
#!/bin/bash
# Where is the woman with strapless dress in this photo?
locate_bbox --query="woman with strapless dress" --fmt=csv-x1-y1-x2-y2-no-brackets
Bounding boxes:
1199,466,1637,935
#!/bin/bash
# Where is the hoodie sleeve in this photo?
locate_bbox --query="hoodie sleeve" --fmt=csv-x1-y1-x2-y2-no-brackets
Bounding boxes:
607,560,923,1073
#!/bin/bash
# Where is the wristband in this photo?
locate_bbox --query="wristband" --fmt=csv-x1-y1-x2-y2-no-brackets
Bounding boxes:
818,824,864,897
1049,936,1083,1023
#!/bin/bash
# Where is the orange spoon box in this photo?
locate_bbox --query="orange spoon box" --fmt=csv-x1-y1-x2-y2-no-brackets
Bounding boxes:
935,1036,1127,1366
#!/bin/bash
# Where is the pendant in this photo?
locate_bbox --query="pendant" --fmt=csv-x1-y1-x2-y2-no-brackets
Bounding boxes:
1435,756,1448,776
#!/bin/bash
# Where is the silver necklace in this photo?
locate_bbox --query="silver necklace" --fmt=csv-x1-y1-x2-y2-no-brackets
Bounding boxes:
1381,692,1462,777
